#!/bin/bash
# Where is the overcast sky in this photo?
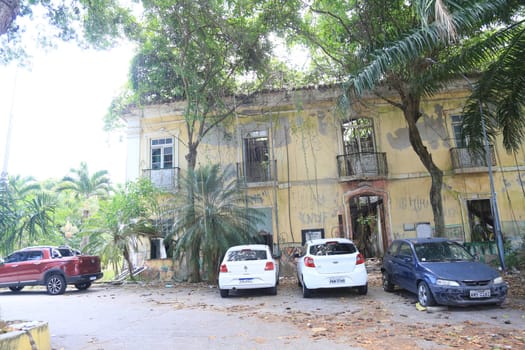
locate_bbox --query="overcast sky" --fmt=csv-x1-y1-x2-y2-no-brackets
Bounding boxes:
1,43,133,184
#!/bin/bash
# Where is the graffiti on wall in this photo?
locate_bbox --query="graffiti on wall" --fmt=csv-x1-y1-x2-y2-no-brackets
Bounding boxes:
298,211,327,226
397,196,431,212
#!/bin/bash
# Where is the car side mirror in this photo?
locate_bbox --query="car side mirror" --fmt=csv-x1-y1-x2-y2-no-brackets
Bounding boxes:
403,256,413,263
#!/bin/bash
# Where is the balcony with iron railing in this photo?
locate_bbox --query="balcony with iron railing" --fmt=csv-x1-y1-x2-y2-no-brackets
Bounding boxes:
450,146,496,173
143,167,180,190
337,152,388,179
236,160,277,186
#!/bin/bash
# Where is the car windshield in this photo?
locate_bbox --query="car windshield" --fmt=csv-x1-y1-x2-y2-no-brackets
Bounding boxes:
309,242,357,256
414,241,474,262
227,249,267,261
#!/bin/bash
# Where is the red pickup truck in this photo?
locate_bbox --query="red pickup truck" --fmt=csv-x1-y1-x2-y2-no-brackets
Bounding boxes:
0,246,103,295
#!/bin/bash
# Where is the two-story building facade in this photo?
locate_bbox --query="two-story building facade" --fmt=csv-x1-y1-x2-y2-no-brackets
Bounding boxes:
123,82,525,263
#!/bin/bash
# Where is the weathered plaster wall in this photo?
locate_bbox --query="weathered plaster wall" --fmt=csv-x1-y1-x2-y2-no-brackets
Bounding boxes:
127,84,525,250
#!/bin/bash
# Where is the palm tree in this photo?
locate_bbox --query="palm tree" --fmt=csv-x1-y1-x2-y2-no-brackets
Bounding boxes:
168,164,264,283
83,179,160,277
57,162,112,221
0,175,57,253
58,162,112,200
344,0,524,152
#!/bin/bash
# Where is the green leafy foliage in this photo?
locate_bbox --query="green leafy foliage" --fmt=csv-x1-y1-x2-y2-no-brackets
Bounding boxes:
168,164,264,282
83,178,162,276
57,162,112,200
0,175,59,254
0,0,135,64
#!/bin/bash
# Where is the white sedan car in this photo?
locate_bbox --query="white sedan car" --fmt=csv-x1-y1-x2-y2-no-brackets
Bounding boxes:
218,244,279,297
296,238,368,297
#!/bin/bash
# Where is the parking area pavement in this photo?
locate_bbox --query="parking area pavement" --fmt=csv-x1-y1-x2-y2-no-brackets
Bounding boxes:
1,279,524,350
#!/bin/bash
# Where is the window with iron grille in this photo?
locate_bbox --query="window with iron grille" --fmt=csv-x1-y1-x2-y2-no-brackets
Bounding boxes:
243,130,270,182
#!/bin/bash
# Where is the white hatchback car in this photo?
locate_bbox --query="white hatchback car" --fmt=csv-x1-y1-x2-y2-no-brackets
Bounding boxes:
296,238,368,297
218,244,279,298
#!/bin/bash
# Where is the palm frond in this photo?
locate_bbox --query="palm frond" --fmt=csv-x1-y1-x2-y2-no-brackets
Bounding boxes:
461,21,525,152
348,0,513,95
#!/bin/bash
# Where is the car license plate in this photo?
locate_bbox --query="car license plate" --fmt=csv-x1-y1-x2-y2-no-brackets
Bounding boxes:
89,276,97,280
470,289,491,298
329,277,345,284
239,278,253,284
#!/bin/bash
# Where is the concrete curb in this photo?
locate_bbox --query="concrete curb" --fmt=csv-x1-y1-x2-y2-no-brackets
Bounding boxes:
0,321,50,350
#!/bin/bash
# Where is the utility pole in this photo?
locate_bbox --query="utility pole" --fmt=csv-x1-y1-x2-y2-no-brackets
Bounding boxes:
1,69,17,193
461,74,506,272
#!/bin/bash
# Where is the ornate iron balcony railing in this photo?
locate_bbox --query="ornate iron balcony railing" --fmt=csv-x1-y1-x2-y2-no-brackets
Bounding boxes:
450,146,496,170
337,152,388,178
236,160,277,184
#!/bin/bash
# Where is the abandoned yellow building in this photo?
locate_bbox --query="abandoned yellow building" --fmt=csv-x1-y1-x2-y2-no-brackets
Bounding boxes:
123,82,525,264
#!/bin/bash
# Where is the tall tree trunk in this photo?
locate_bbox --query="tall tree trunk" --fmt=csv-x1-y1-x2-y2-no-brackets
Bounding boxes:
185,142,201,282
403,95,445,236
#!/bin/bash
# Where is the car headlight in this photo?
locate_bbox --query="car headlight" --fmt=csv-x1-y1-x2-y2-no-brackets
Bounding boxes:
436,279,460,287
493,276,504,284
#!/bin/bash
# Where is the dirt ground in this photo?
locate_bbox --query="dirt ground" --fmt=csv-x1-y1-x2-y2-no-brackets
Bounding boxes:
1,262,524,350
114,264,525,350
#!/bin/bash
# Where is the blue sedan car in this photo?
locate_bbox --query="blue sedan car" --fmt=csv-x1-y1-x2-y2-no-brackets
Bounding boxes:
381,238,507,307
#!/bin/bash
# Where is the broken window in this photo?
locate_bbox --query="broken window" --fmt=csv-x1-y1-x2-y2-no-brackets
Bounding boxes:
451,115,467,148
243,130,270,182
342,118,375,154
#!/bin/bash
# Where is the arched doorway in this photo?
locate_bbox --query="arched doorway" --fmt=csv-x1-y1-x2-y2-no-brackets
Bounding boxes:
344,185,389,258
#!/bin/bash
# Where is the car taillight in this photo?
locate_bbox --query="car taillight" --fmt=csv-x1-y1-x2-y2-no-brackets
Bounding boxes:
356,253,365,265
220,264,228,273
304,256,316,268
264,261,275,271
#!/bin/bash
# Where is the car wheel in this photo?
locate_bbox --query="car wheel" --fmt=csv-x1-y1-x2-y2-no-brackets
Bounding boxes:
9,286,24,292
46,274,66,295
357,284,368,295
382,271,395,292
417,281,436,307
302,278,312,298
268,286,277,295
219,289,229,298
297,275,302,287
74,282,92,290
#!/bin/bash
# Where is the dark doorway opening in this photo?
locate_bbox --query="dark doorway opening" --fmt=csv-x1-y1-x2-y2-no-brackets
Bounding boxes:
467,199,494,242
349,195,386,258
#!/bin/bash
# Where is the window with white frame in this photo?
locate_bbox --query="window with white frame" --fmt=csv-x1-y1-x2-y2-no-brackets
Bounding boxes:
151,138,173,169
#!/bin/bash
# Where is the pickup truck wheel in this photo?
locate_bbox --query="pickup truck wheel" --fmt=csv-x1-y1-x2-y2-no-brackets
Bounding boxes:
9,286,24,292
74,282,92,290
46,274,66,295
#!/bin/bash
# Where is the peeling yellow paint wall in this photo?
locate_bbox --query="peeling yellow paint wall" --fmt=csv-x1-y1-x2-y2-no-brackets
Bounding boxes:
127,84,525,250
